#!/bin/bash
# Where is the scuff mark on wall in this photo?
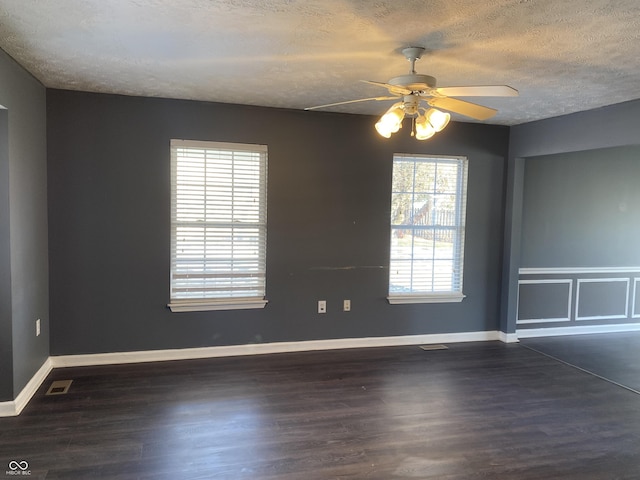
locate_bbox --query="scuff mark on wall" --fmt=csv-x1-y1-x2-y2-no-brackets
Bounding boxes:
308,265,386,271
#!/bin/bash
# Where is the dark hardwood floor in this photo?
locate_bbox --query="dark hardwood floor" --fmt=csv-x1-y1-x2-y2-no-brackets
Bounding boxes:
522,331,640,394
2,342,640,479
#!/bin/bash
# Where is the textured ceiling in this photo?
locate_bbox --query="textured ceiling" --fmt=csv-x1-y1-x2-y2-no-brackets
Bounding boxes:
1,0,640,125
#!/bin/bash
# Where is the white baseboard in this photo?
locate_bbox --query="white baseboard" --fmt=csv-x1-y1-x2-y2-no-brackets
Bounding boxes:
51,331,503,368
2,330,509,416
0,358,53,417
0,400,15,417
499,331,519,343
517,323,640,338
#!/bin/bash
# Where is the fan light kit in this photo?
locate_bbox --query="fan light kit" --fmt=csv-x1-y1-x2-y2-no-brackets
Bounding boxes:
306,46,518,141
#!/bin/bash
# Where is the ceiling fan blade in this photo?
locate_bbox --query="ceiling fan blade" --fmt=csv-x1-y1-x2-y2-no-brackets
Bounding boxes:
434,85,519,97
426,96,497,120
305,96,399,111
361,80,412,96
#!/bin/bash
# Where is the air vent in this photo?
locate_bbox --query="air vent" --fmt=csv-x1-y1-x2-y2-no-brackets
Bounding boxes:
46,379,73,395
419,344,448,351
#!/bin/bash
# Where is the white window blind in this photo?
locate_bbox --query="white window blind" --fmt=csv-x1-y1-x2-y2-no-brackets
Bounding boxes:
388,154,468,304
169,140,268,312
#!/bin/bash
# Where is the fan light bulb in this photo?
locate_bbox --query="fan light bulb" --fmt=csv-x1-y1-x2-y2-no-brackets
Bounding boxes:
425,108,450,132
415,115,436,140
374,104,449,140
375,120,393,138
375,104,404,138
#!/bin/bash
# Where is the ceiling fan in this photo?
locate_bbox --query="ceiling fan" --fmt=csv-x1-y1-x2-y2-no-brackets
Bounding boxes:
305,47,518,140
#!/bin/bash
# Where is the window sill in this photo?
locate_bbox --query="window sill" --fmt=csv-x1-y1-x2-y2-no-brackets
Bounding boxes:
168,298,268,312
387,293,465,304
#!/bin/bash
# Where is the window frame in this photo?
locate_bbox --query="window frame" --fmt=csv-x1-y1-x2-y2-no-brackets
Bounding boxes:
168,139,268,312
387,153,468,305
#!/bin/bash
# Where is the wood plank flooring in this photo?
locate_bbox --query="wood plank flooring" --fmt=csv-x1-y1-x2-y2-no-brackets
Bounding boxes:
522,331,640,394
2,342,640,479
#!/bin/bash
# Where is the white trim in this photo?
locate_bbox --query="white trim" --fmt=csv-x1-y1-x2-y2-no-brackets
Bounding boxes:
0,358,53,417
389,155,468,300
516,279,572,324
170,139,268,304
171,139,268,152
3,331,506,416
517,323,640,338
519,266,640,275
633,278,640,319
516,318,571,325
51,331,500,368
0,402,14,417
168,298,268,312
387,294,465,304
575,278,629,321
499,331,519,343
0,400,16,417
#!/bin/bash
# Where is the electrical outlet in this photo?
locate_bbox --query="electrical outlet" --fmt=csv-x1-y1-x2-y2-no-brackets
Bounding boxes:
343,299,351,312
318,300,327,314
36,318,41,337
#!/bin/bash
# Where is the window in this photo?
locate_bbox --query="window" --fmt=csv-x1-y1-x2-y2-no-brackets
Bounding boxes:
169,140,268,312
388,154,468,304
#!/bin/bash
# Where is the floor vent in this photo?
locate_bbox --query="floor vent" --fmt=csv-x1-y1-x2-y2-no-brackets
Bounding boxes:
46,380,73,396
419,344,449,351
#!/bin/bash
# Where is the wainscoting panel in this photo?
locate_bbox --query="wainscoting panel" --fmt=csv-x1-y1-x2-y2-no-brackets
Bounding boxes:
633,278,640,319
517,279,572,324
517,267,640,336
575,278,629,321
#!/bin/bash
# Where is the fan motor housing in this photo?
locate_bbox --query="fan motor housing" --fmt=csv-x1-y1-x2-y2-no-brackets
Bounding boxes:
389,74,436,91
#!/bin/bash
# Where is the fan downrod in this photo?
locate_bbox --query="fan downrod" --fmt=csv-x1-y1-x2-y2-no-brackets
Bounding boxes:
402,47,426,73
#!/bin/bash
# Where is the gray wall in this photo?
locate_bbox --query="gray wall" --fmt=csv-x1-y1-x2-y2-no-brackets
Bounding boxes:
522,146,640,267
510,99,640,158
516,146,640,330
501,99,640,334
47,89,509,355
0,108,12,401
0,49,49,401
